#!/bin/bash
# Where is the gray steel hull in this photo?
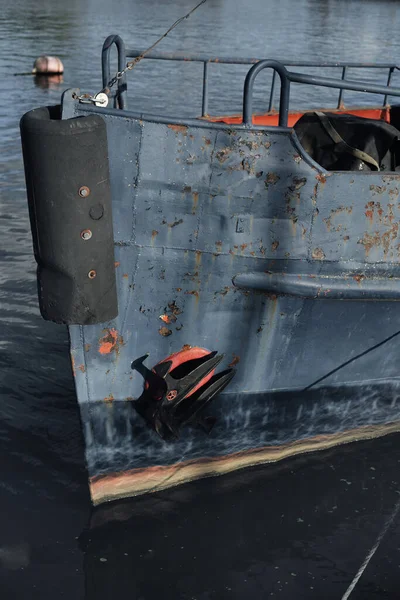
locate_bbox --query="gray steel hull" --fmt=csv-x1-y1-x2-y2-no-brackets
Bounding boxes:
57,92,400,503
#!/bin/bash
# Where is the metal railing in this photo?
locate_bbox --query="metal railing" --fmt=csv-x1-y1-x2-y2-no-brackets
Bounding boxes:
102,35,400,122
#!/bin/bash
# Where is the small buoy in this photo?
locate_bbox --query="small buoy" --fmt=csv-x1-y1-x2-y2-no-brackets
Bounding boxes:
33,56,64,75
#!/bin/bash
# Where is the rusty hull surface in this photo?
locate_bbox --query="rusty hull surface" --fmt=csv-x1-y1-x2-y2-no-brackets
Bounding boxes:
64,96,400,504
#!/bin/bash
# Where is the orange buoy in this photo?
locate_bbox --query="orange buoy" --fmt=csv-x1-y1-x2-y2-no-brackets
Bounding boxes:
33,56,64,75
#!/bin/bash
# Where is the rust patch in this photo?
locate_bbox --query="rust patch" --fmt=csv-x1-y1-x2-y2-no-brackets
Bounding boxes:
104,394,114,403
159,314,172,324
353,274,364,283
192,191,199,214
323,206,352,232
183,185,192,193
168,219,184,228
358,221,399,257
185,290,200,299
293,154,302,164
168,301,182,317
168,124,188,135
343,235,350,241
290,177,307,191
151,230,159,242
312,248,325,260
78,364,86,373
70,353,76,377
159,326,172,337
228,354,240,367
203,137,212,145
215,286,231,297
240,243,248,252
123,273,128,279
84,344,91,352
369,184,386,195
389,188,399,200
215,148,231,163
271,240,279,251
114,261,120,268
316,173,327,184
265,172,280,187
99,328,123,356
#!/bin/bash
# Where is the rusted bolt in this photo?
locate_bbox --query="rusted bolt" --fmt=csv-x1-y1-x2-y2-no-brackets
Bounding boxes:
81,229,92,240
88,270,97,279
79,186,90,198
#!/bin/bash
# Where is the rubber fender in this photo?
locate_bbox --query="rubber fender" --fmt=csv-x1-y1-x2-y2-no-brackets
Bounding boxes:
20,105,118,325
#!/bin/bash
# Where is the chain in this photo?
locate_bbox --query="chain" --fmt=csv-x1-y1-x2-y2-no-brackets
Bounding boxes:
74,0,207,106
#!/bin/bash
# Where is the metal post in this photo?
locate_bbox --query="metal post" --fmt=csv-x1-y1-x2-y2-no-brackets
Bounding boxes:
268,70,277,113
384,67,394,106
202,62,209,117
243,60,290,127
337,66,347,108
101,34,128,110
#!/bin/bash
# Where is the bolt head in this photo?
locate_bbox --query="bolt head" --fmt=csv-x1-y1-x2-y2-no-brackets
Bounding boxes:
79,186,90,198
81,229,92,240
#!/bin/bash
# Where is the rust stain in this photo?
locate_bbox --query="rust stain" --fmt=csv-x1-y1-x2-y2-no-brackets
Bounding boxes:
168,219,184,228
353,274,364,283
185,290,200,299
265,172,280,187
70,353,76,377
360,220,399,257
389,188,399,200
151,230,159,242
370,184,387,195
316,173,327,184
216,148,231,163
240,243,248,252
176,287,182,292
192,191,199,214
312,183,318,206
271,240,279,251
84,343,91,352
343,235,350,241
215,241,222,253
228,354,240,368
159,326,172,337
114,261,120,268
290,177,307,191
312,248,325,260
182,344,192,351
98,328,123,355
168,301,182,317
123,273,128,279
168,124,188,135
78,364,86,373
323,206,352,232
195,250,202,267
104,394,114,403
203,137,212,145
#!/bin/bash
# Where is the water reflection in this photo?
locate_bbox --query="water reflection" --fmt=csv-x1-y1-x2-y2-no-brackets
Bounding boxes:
81,436,400,599
34,74,64,90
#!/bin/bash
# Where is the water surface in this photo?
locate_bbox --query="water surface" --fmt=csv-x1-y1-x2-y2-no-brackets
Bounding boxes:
2,0,400,597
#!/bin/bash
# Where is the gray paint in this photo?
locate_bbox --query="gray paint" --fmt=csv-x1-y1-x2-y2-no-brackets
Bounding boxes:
62,89,400,488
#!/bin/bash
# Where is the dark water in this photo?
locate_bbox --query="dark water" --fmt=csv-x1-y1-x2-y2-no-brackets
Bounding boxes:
2,0,400,597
